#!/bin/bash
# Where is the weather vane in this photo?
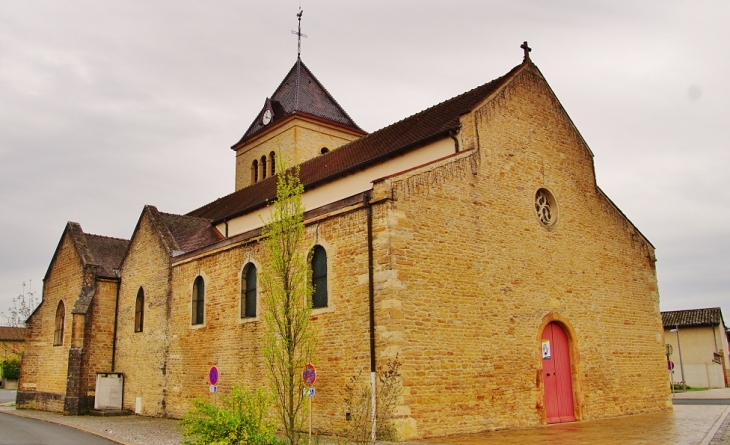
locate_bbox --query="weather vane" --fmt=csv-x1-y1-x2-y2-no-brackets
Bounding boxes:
291,7,307,59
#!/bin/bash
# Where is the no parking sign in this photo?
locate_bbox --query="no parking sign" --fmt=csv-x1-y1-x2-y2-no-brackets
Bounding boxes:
209,366,219,392
302,363,316,386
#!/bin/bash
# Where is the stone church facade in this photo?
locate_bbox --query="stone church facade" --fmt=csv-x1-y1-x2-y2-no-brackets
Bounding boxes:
19,48,671,439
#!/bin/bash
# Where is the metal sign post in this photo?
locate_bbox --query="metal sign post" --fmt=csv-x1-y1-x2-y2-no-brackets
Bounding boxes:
302,364,316,443
209,366,219,405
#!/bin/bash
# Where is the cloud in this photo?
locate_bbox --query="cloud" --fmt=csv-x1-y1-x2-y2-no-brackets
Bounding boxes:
1,0,729,324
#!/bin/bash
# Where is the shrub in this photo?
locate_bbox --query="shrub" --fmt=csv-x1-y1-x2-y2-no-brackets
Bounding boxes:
1,357,21,380
180,386,285,445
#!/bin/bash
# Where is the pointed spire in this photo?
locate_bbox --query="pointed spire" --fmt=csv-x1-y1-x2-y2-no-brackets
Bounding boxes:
233,59,363,147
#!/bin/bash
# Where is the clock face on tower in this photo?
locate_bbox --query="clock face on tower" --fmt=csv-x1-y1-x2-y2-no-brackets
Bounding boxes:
262,109,272,125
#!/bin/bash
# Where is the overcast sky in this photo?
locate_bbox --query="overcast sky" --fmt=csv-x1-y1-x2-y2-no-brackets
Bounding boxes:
1,1,728,325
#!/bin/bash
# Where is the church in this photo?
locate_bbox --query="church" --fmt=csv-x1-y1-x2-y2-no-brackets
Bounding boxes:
18,42,671,439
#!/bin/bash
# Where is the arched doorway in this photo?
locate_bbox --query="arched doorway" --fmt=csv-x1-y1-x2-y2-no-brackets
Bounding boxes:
541,322,576,423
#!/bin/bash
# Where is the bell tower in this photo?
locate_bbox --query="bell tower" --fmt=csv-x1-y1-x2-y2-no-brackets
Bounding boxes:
231,10,366,191
231,59,366,191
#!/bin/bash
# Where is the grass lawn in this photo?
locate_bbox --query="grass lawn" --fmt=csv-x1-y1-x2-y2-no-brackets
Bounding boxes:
672,386,708,392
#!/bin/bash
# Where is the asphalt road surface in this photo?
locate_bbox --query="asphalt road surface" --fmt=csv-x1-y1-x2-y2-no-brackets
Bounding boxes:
0,389,16,404
673,398,730,405
0,412,119,445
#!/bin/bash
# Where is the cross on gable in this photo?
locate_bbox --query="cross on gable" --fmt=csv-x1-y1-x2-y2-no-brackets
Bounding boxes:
521,41,532,61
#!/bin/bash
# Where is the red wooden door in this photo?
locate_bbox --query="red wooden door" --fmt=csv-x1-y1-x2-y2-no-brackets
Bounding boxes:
542,322,576,423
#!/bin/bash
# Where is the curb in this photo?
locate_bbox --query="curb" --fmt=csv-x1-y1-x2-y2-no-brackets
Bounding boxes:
701,404,730,445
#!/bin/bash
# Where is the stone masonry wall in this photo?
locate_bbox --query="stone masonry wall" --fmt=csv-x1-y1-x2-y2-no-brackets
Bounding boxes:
114,213,172,416
80,279,119,408
18,233,83,412
165,207,376,436
370,66,669,438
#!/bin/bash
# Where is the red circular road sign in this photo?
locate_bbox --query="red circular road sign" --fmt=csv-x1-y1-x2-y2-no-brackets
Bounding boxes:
302,363,316,386
209,366,219,385
667,360,675,371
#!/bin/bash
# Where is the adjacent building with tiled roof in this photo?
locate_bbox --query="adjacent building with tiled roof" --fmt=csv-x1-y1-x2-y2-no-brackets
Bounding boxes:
662,307,725,328
21,44,672,438
1,326,27,367
0,326,27,342
662,307,730,389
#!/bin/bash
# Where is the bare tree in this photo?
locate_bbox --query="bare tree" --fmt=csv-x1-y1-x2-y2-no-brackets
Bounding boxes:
1,281,39,327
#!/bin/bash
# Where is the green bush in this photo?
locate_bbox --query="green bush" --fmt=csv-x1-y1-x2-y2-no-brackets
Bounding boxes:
1,357,21,380
180,386,285,445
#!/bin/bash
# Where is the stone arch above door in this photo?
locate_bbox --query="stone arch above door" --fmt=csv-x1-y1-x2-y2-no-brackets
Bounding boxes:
537,313,582,423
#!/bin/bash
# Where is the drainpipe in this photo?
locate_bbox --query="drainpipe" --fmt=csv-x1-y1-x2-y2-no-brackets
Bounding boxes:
111,269,121,371
449,129,460,153
364,192,377,442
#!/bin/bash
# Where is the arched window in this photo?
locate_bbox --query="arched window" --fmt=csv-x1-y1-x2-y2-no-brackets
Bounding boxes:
269,151,276,176
261,156,267,180
311,246,328,309
252,160,259,183
320,147,329,154
242,264,257,318
135,288,144,333
54,301,65,346
192,276,205,325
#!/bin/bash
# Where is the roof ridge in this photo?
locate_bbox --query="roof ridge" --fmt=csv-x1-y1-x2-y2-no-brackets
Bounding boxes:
290,64,523,173
84,233,130,243
159,210,213,223
295,59,362,131
343,64,522,145
294,58,301,109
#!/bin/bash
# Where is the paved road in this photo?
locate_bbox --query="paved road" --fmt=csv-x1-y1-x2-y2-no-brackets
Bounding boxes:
0,412,120,445
0,389,16,404
674,398,730,405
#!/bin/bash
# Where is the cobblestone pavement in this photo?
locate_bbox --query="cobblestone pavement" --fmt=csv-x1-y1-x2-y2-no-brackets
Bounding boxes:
2,399,730,444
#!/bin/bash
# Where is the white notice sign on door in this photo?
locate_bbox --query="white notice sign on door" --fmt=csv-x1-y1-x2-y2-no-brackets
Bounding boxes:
542,339,551,360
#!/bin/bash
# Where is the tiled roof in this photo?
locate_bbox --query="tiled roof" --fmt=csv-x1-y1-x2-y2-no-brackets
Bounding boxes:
158,212,224,254
189,62,524,223
0,326,28,341
44,222,130,281
85,234,130,278
662,308,725,328
235,58,364,146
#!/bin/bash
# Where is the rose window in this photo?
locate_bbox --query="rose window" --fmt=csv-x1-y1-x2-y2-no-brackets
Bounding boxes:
535,188,557,226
